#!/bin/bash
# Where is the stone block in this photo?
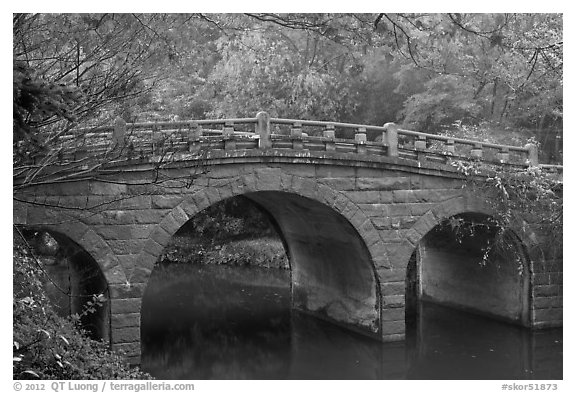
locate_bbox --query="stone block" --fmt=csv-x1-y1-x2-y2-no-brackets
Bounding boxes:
179,199,199,217
119,195,152,210
380,281,405,296
379,230,403,242
105,266,129,285
371,217,391,229
392,190,420,203
149,225,173,247
411,211,439,236
379,191,394,203
151,195,183,209
376,267,406,282
95,224,154,240
116,255,137,273
533,296,563,309
109,283,147,299
316,184,338,206
254,168,283,190
90,182,128,195
292,177,318,199
360,220,381,246
111,298,142,314
316,165,355,178
534,284,562,297
533,307,563,322
357,203,390,217
129,265,154,284
346,191,380,204
356,177,410,191
382,295,405,308
99,253,119,272
380,320,405,335
380,333,406,342
380,307,405,322
143,238,165,257
319,177,356,191
111,312,141,328
112,327,140,344
159,206,189,234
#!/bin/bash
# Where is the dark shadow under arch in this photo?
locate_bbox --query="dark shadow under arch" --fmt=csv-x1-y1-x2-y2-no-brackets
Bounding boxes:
18,227,111,341
405,212,531,327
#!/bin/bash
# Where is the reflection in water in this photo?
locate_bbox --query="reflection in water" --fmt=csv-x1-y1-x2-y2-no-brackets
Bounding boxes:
141,264,562,380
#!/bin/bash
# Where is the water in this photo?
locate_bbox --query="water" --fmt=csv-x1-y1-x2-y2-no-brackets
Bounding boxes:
140,264,562,380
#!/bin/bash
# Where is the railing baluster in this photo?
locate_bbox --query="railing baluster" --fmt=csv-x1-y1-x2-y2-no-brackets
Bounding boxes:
525,143,539,166
415,135,426,162
355,127,367,154
112,117,126,150
188,122,202,153
444,139,455,154
291,122,303,150
152,121,163,155
223,121,236,150
497,147,510,164
324,123,336,151
471,143,483,160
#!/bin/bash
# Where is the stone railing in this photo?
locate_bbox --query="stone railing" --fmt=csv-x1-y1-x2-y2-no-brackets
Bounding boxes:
52,111,558,171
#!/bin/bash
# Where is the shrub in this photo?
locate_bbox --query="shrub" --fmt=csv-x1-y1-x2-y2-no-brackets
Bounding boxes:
13,232,151,380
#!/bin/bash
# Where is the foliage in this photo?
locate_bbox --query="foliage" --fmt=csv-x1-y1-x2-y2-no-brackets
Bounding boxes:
451,162,562,264
13,234,150,380
161,236,289,269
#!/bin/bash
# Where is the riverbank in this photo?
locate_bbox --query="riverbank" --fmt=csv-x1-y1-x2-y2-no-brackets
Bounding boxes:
159,235,289,269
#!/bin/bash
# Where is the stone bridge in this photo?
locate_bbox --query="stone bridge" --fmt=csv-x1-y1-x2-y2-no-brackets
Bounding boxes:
13,112,563,364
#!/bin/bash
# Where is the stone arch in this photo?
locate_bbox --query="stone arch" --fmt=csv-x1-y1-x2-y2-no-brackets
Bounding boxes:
136,168,384,336
395,194,537,326
391,194,540,271
14,204,120,340
13,202,128,286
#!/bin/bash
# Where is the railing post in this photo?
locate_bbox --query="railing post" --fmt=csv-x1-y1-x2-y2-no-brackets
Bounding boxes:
415,135,427,162
256,111,271,149
291,122,303,150
444,139,455,154
113,117,126,147
471,143,483,160
383,123,398,157
497,147,510,164
324,124,336,152
152,121,163,155
223,121,236,150
188,122,202,153
525,143,539,166
355,127,367,154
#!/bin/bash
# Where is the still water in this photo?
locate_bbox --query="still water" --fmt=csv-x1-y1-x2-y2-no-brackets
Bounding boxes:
141,264,562,380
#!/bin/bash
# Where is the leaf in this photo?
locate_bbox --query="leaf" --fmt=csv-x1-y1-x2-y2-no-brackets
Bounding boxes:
22,370,40,378
37,329,51,339
59,335,70,346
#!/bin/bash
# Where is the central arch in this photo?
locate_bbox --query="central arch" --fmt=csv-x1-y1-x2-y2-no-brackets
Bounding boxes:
138,169,384,338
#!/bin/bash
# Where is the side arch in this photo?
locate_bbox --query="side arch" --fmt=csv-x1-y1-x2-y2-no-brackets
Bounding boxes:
13,201,128,285
391,194,542,272
394,194,542,326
